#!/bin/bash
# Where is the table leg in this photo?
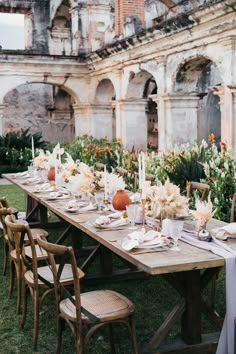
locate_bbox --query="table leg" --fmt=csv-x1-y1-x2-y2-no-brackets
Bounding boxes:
181,270,201,344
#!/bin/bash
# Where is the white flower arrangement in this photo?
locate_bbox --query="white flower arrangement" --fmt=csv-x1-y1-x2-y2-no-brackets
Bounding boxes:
192,193,216,225
106,172,126,194
149,179,189,219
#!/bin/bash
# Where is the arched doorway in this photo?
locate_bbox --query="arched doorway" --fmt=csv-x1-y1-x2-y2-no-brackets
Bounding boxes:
143,77,158,149
174,57,222,144
94,79,116,139
126,71,158,149
3,83,75,143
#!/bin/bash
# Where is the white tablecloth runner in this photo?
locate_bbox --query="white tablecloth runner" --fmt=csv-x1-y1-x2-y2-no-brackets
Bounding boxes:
181,231,236,354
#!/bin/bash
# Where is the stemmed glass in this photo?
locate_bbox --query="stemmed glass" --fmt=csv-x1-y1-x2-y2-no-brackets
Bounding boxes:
94,191,105,213
126,204,138,230
169,219,184,251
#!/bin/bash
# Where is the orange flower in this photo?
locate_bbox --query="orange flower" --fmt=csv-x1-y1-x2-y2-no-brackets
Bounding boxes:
116,137,122,142
208,133,215,142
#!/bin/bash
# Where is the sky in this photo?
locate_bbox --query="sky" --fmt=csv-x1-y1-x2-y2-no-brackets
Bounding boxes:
0,13,24,49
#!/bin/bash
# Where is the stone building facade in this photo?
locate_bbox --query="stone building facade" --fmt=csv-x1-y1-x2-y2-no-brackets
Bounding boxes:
0,0,235,152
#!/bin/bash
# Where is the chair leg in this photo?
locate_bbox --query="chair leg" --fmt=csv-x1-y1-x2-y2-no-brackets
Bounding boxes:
21,282,28,328
109,323,116,353
32,290,39,351
129,316,138,354
3,239,9,275
9,260,15,298
16,266,22,315
75,324,83,354
56,316,64,354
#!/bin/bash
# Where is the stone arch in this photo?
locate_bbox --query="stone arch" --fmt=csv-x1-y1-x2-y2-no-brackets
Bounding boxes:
95,78,116,103
93,78,116,139
49,0,72,55
173,55,222,144
126,70,159,148
2,82,76,143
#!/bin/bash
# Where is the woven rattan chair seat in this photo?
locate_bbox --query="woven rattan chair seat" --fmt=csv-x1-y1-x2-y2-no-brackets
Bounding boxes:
10,244,48,261
60,290,135,323
24,264,83,287
24,228,49,242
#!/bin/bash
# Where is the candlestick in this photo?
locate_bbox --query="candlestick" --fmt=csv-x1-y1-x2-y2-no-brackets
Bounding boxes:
31,136,35,160
138,154,142,190
141,152,146,195
104,165,108,201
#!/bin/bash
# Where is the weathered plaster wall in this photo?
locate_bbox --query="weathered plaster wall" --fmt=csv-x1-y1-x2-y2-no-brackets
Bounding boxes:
3,83,75,143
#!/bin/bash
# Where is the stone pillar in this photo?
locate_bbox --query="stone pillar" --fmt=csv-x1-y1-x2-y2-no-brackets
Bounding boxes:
73,104,93,137
155,94,200,149
210,84,234,148
25,12,33,49
0,105,6,136
116,99,148,150
70,6,80,55
227,85,236,155
90,104,114,139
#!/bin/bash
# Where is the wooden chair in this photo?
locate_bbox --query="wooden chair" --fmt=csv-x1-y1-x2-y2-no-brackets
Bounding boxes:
37,236,138,354
230,193,236,223
186,181,210,203
94,162,105,171
133,172,155,192
5,215,82,351
0,198,48,276
114,166,128,177
3,212,48,315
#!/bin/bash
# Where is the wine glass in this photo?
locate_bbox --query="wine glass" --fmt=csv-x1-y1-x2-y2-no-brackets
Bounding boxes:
169,219,184,251
94,191,105,213
126,204,138,230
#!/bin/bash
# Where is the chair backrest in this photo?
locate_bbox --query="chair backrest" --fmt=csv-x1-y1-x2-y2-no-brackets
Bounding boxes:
230,193,236,223
5,214,39,290
114,167,128,177
133,172,155,192
36,236,84,325
0,201,12,237
0,197,10,209
186,181,210,202
94,162,105,172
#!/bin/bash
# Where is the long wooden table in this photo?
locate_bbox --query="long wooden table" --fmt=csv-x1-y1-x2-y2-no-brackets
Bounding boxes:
3,173,232,354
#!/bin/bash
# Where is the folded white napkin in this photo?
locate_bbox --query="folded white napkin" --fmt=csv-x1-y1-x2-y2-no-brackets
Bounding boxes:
121,230,160,251
211,223,236,240
95,212,123,226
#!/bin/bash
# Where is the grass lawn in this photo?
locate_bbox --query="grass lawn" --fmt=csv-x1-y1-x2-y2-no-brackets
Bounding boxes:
0,184,226,353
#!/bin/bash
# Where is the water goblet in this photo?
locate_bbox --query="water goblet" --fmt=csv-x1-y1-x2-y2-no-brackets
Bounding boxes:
169,219,184,252
126,204,138,230
94,191,105,213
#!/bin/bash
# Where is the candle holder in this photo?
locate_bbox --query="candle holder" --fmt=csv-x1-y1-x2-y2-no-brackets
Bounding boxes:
103,199,109,212
140,196,146,233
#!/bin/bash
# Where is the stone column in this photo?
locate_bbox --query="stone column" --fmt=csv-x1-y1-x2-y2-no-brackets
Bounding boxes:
227,85,236,155
90,104,114,140
0,105,6,136
24,11,33,49
155,94,200,149
116,99,148,150
73,104,93,137
210,84,234,147
70,6,80,55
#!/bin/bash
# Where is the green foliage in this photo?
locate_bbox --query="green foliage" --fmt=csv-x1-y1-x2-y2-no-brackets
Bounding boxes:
65,135,123,172
164,150,206,190
0,129,47,174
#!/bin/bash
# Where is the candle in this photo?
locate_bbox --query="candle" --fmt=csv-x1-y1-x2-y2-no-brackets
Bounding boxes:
104,165,108,200
58,143,61,166
138,154,142,190
142,152,146,193
31,136,35,160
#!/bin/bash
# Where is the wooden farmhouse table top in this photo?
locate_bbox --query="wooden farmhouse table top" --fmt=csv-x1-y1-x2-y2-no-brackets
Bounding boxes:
3,173,231,276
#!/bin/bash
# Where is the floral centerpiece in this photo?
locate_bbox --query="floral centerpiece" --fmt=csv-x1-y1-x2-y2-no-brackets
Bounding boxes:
192,193,216,232
148,179,189,220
